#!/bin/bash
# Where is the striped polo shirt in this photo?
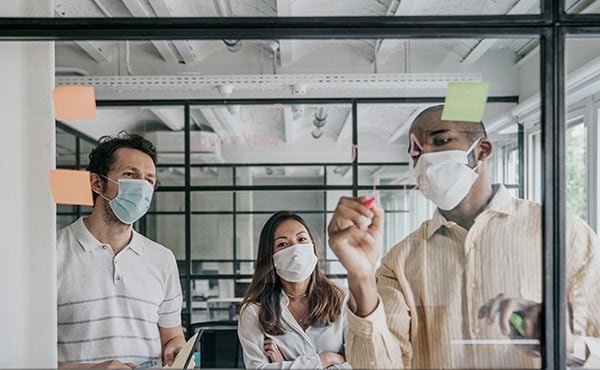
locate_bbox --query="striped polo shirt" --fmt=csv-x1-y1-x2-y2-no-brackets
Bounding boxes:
57,217,182,365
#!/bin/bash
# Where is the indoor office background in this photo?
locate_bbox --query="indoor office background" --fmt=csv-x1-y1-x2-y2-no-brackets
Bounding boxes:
55,98,521,327
2,0,600,369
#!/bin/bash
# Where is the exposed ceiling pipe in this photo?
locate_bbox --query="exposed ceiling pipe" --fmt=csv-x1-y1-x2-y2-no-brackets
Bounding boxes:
214,0,242,53
314,107,328,127
125,41,134,76
312,107,328,139
55,67,90,76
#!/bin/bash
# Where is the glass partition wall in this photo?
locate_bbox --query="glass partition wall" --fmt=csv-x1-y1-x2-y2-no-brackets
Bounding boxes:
8,1,593,367
56,95,523,327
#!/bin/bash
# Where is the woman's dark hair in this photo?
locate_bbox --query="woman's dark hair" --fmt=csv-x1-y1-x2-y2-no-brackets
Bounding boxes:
86,131,157,202
242,211,343,335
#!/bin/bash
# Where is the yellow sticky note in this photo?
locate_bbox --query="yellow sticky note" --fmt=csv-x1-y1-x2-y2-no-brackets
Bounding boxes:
48,169,94,206
53,85,97,120
441,81,489,122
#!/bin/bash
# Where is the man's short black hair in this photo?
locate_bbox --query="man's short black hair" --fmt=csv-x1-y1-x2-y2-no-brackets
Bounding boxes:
413,104,488,143
86,131,157,201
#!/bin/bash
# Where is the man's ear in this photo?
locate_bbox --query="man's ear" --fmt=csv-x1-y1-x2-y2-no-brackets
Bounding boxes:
90,172,104,195
478,138,493,161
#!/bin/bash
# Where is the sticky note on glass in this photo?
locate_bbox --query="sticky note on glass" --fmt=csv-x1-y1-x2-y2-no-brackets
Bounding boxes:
53,85,97,120
441,81,489,122
49,169,94,206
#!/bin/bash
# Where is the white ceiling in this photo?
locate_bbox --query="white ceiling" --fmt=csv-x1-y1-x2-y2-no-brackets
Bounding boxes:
57,0,580,183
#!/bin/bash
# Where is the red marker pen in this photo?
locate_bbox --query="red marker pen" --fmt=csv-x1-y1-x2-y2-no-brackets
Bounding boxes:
362,196,376,209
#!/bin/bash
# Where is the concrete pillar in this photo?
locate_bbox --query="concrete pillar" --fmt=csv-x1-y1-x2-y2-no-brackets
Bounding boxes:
0,1,56,367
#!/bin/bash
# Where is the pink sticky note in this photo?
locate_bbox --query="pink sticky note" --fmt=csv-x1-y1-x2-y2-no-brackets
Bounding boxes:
53,85,97,120
48,169,94,206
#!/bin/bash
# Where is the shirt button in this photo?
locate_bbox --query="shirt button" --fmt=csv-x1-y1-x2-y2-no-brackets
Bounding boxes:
473,327,480,334
116,276,121,281
102,245,107,249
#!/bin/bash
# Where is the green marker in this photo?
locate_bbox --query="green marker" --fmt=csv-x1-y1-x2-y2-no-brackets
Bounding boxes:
509,312,525,337
485,301,526,337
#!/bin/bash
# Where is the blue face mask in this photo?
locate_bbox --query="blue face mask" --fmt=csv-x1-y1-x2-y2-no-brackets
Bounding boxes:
99,176,154,225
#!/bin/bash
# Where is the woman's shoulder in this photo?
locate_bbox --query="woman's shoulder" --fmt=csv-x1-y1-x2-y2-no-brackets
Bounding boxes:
240,301,261,317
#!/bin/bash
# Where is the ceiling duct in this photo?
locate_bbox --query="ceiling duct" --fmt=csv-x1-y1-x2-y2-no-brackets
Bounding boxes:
56,72,482,95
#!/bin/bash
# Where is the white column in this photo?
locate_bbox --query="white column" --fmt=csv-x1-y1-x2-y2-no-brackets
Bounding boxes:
0,1,56,367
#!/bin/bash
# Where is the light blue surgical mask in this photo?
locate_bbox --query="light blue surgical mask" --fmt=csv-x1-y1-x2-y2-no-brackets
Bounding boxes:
99,175,154,225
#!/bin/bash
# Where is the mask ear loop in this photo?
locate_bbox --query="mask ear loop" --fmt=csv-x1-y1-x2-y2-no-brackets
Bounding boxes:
466,137,484,170
95,174,118,202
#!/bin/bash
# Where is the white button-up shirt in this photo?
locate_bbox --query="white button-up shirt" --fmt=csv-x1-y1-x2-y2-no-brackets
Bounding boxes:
238,292,350,369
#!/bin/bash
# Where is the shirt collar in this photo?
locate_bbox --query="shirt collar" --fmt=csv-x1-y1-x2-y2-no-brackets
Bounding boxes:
72,217,144,254
128,231,145,255
72,217,103,252
280,291,291,306
426,184,516,239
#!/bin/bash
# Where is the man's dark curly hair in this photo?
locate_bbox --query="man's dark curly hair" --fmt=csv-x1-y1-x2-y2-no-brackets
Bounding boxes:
86,131,157,202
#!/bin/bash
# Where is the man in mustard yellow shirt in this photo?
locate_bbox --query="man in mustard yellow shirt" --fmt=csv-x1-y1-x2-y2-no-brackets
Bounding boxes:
328,105,600,369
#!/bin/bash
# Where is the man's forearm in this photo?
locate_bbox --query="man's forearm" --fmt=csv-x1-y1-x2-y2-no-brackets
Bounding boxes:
164,334,186,348
347,273,379,317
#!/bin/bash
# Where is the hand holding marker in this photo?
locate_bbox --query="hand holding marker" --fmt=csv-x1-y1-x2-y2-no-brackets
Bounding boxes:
357,196,376,229
362,196,376,209
361,178,379,228
484,301,526,337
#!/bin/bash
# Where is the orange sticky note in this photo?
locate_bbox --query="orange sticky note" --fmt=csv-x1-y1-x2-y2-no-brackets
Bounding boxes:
48,169,94,206
53,85,97,120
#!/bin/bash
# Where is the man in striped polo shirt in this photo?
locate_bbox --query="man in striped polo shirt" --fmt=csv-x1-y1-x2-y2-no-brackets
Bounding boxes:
57,132,186,368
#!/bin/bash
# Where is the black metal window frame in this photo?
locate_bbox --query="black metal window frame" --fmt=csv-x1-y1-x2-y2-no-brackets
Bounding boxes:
57,96,520,329
18,0,600,366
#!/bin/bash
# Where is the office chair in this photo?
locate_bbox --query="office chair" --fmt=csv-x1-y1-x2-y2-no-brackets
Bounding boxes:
189,320,244,368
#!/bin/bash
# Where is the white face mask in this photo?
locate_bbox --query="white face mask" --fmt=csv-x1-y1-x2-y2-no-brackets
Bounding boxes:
272,243,318,283
412,138,482,211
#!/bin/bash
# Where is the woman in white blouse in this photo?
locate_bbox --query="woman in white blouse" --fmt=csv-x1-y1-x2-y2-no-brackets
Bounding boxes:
238,211,350,369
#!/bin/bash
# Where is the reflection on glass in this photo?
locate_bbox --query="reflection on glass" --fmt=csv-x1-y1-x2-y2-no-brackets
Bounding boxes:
191,191,233,212
188,214,234,260
145,214,185,258
566,122,587,220
56,126,96,169
191,167,233,186
187,279,238,323
57,215,78,230
56,127,76,167
152,191,185,212
156,166,185,187
241,165,326,186
236,191,325,212
327,190,353,211
357,165,412,186
49,30,600,368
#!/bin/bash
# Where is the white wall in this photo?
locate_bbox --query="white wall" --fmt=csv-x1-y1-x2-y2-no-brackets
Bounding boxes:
518,38,600,102
0,1,56,368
